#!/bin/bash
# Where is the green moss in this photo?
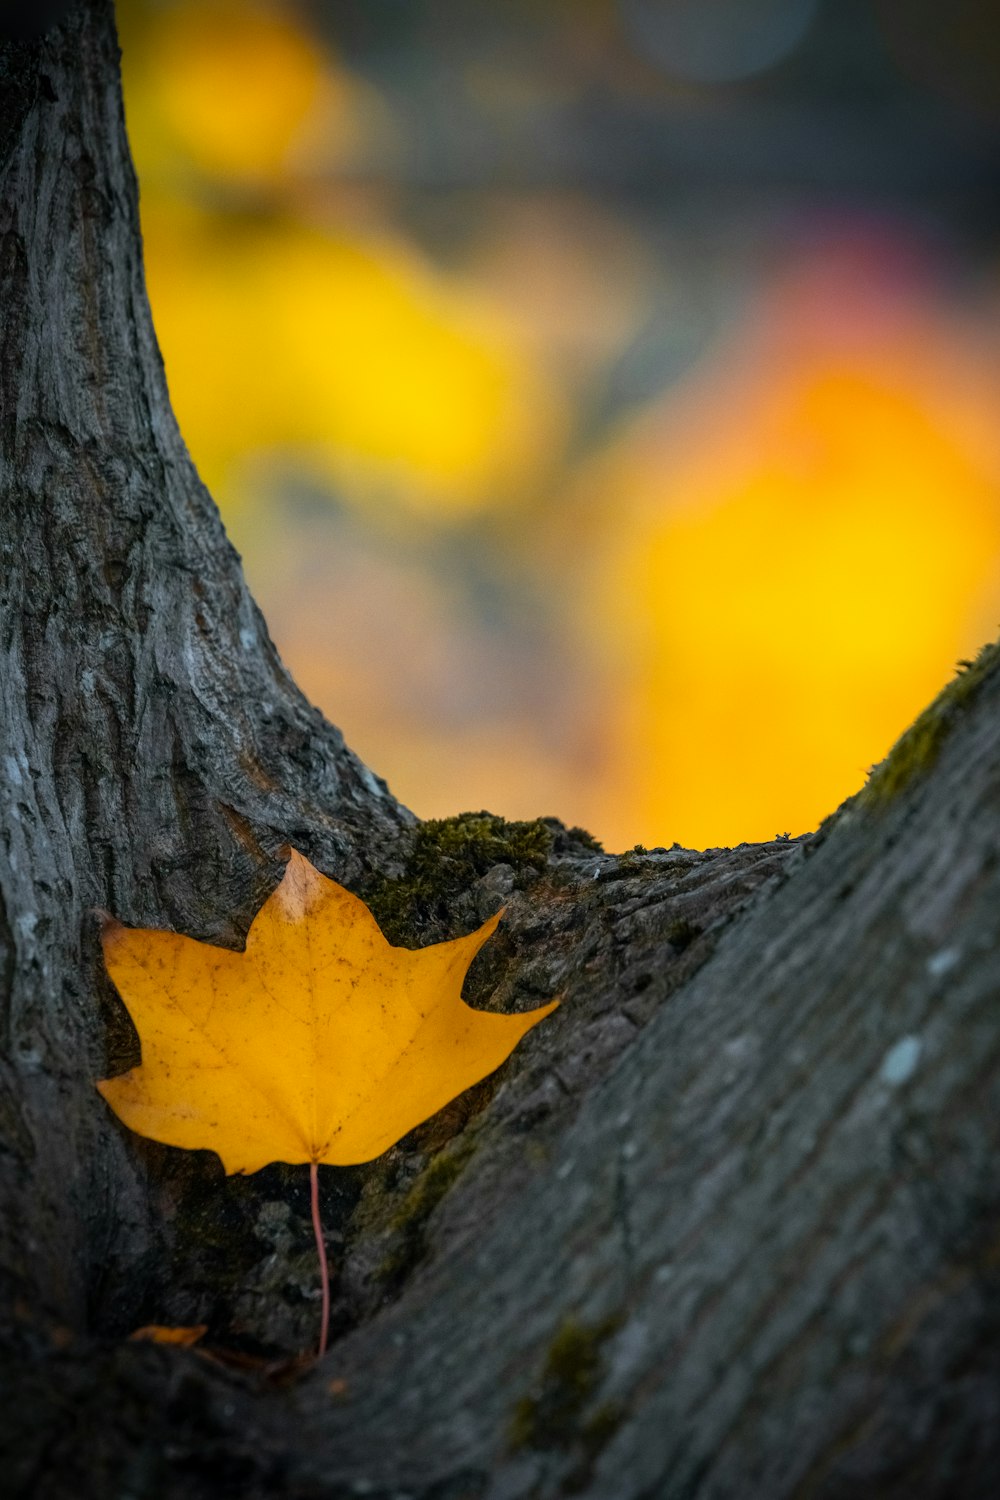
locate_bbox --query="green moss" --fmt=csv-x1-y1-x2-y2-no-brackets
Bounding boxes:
418,811,552,870
389,1142,474,1232
861,641,999,808
565,825,604,854
617,844,647,869
376,1139,475,1284
364,812,553,944
508,1315,620,1454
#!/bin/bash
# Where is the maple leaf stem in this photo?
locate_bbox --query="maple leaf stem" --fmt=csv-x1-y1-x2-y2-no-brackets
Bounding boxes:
310,1159,331,1359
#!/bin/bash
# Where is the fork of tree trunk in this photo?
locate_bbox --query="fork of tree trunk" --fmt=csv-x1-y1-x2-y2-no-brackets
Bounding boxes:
1,5,999,1497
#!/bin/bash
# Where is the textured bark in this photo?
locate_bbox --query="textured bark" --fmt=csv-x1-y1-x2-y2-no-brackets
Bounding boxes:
0,0,408,1343
2,5,999,1498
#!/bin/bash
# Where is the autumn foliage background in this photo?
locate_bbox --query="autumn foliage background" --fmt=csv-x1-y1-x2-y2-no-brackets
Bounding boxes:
117,0,1000,852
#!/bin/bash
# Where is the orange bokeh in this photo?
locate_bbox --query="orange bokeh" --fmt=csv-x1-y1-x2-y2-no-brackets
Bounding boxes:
583,261,1000,847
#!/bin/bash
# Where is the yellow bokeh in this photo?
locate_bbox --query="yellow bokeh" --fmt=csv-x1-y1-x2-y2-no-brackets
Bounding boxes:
590,339,1000,849
139,195,561,510
120,0,373,185
150,0,325,182
121,0,560,512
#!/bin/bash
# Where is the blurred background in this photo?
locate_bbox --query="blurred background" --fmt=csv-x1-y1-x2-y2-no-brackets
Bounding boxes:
117,0,1000,851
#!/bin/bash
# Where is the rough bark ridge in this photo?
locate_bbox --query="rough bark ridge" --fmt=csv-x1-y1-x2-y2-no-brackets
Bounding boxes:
2,5,999,1498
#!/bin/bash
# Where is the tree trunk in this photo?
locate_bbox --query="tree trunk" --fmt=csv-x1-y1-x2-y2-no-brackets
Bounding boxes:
2,5,998,1497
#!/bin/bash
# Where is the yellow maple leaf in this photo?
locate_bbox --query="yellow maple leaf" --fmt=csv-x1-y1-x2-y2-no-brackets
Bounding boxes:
98,849,557,1358
97,849,557,1173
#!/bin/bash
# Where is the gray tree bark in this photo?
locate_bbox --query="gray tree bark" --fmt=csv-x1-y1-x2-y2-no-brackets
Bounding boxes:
1,4,998,1497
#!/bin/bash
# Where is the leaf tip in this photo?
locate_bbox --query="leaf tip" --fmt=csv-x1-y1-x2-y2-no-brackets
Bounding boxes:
524,995,561,1029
